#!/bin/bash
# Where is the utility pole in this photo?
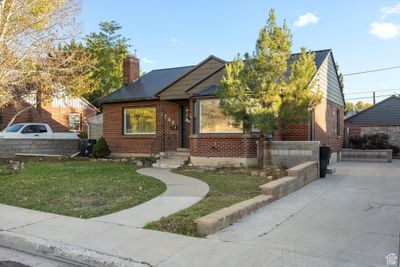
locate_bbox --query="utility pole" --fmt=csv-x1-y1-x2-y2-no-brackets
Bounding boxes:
373,92,376,105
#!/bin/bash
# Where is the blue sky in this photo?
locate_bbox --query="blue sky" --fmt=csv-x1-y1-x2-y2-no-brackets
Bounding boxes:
81,0,400,103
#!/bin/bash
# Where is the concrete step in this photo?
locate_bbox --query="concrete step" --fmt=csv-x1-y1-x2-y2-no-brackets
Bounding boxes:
164,151,190,157
176,148,189,152
153,160,183,169
162,155,189,161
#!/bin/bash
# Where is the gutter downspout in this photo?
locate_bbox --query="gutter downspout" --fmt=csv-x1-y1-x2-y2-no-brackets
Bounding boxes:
84,121,90,139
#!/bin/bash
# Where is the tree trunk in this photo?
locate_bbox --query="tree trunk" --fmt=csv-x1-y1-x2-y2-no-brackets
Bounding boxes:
264,138,273,167
257,133,265,168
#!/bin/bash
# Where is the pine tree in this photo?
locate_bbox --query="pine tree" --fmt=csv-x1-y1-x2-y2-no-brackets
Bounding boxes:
219,9,321,167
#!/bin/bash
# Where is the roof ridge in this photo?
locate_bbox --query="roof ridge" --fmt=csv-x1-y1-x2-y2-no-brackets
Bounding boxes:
289,49,332,57
151,65,195,72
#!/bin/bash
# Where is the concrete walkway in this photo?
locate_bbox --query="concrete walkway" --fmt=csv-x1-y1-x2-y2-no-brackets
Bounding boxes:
1,161,399,266
91,168,209,227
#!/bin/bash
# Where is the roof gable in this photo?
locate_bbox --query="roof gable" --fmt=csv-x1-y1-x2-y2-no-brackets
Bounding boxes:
312,51,345,106
345,95,400,125
156,55,226,97
157,55,226,100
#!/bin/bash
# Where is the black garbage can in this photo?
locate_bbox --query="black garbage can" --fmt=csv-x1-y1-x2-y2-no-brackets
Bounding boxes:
87,139,97,155
80,139,88,156
319,145,331,178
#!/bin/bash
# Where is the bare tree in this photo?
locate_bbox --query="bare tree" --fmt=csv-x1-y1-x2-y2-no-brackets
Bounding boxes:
0,0,95,126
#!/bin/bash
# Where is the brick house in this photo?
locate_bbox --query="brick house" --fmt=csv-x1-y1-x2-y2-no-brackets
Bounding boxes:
0,96,98,132
100,50,345,166
345,95,400,147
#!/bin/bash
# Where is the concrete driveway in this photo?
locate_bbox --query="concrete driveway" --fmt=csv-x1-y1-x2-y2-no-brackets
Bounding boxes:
161,161,400,266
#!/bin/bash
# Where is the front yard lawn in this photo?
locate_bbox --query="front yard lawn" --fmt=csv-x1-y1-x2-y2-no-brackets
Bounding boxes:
145,167,283,237
0,160,166,218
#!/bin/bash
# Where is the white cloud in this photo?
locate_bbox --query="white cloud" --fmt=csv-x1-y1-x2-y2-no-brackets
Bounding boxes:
381,3,400,18
369,21,400,40
294,12,320,27
170,37,183,45
142,57,155,64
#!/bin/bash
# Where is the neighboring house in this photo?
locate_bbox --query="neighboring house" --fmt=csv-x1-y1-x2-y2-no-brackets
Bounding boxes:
345,95,400,146
86,113,103,140
0,96,98,132
100,50,345,166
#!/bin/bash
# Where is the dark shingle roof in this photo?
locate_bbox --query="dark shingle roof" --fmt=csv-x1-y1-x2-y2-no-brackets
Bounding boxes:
194,49,332,97
100,49,332,104
345,95,400,125
288,49,331,70
99,65,194,104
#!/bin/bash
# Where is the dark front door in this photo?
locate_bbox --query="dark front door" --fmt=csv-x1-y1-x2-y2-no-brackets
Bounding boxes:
180,105,190,148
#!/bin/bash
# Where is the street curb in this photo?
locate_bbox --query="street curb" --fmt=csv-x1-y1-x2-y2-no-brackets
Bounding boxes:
0,230,150,267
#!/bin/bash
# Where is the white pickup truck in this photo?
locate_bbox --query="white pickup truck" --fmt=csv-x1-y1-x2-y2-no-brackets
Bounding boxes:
0,123,80,139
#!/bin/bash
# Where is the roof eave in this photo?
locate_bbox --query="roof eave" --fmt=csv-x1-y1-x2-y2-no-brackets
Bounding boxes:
100,96,159,105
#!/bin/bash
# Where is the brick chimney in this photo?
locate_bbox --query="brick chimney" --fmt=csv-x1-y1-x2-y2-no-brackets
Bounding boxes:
123,56,140,85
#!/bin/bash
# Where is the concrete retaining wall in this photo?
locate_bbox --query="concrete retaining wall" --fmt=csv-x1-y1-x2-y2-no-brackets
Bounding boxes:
195,161,319,236
340,149,392,163
0,139,80,158
260,161,319,199
264,141,320,168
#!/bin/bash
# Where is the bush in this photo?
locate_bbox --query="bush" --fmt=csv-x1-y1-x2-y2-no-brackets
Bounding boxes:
92,137,111,158
349,133,390,149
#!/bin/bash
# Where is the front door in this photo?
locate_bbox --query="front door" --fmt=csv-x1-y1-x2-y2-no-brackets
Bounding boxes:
180,105,190,148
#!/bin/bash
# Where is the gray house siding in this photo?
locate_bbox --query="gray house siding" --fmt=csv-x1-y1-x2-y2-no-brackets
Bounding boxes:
315,53,344,106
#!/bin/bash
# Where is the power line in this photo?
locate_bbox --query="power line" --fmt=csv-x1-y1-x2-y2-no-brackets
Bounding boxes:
345,88,400,95
346,93,398,101
342,65,400,76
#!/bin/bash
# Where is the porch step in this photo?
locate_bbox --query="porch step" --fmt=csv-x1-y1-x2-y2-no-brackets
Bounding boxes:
153,159,186,169
154,150,190,168
177,148,189,152
161,151,190,159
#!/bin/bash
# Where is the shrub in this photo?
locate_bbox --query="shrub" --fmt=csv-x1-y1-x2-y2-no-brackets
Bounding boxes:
365,133,390,149
92,137,111,158
349,133,390,149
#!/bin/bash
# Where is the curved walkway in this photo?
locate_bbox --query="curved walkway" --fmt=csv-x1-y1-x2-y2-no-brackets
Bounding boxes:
91,168,209,227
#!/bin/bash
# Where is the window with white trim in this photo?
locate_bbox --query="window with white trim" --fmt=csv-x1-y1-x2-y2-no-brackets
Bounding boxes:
124,107,156,134
69,114,81,131
199,99,242,133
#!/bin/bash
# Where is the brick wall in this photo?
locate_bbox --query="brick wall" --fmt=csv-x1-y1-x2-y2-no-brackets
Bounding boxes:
103,100,161,155
103,99,189,155
190,134,258,158
314,99,344,152
281,122,309,141
102,97,344,157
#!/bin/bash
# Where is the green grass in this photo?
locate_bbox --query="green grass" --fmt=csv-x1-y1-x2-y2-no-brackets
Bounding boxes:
145,168,278,237
0,160,166,218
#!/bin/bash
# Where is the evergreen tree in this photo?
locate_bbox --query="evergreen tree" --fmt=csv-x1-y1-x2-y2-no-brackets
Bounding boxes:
219,9,321,166
84,21,131,106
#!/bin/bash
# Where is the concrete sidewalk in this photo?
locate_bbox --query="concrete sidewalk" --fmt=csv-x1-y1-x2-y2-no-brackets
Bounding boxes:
92,168,209,227
1,161,399,266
